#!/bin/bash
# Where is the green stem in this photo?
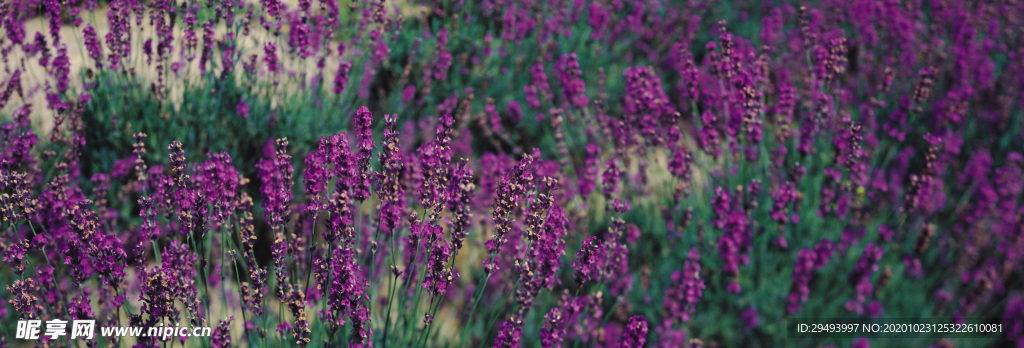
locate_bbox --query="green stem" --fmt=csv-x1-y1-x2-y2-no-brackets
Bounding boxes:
456,260,494,347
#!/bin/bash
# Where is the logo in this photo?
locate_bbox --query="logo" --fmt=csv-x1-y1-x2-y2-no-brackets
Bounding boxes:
15,320,96,340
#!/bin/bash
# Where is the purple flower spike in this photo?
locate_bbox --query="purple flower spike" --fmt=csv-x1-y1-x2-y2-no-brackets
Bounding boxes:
664,247,704,323
212,316,233,348
556,52,589,109
845,243,884,315
303,137,333,213
237,98,250,119
578,143,601,199
539,305,566,348
602,158,621,200
788,238,834,314
352,106,376,202
376,115,405,238
741,307,760,328
334,61,352,94
83,24,103,69
493,319,523,348
264,42,280,73
532,206,568,289
572,236,605,287
2,238,28,276
620,315,649,347
484,153,534,274
447,159,474,250
1004,294,1024,346
257,138,294,230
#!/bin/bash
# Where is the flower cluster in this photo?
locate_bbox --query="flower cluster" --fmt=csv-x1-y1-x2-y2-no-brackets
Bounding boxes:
846,242,884,314
788,239,835,314
664,247,705,323
621,315,649,347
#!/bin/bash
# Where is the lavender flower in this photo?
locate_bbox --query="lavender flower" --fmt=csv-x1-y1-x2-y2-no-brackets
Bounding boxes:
484,153,534,273
912,66,934,111
788,238,835,314
257,138,294,230
578,143,601,199
212,316,233,348
623,66,673,119
604,199,633,296
237,98,250,119
168,141,189,188
376,114,405,239
199,21,215,74
264,42,280,73
530,62,551,104
698,110,721,157
493,319,522,348
572,236,605,287
507,100,523,124
243,263,269,318
512,195,567,321
741,307,760,328
422,224,454,295
448,159,474,250
2,238,27,276
846,243,883,314
653,321,687,348
556,53,588,109
426,28,453,83
664,247,704,323
93,234,127,288
6,278,42,318
194,152,241,223
539,305,566,348
303,137,333,213
0,171,34,225
352,106,376,202
770,182,799,226
131,132,149,181
1004,294,1024,347
418,114,454,213
349,302,373,347
52,44,70,93
620,315,648,347
587,2,609,40
334,61,352,94
0,71,22,110
68,291,94,320
525,85,542,111
531,206,568,289
672,43,700,101
602,158,621,201
83,24,103,69
712,186,752,293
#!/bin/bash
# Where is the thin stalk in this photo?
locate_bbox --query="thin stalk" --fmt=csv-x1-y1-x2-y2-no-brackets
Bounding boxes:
303,214,320,295
381,226,401,346
481,278,521,345
598,295,622,326
401,244,434,347
455,253,497,347
230,254,254,345
26,221,71,316
187,230,211,322
414,295,442,347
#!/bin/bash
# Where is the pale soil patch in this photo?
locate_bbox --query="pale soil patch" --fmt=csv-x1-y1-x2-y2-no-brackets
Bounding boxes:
2,0,425,135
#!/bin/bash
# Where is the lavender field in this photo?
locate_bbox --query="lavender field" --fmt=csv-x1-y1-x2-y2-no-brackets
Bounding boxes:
1,0,1023,347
